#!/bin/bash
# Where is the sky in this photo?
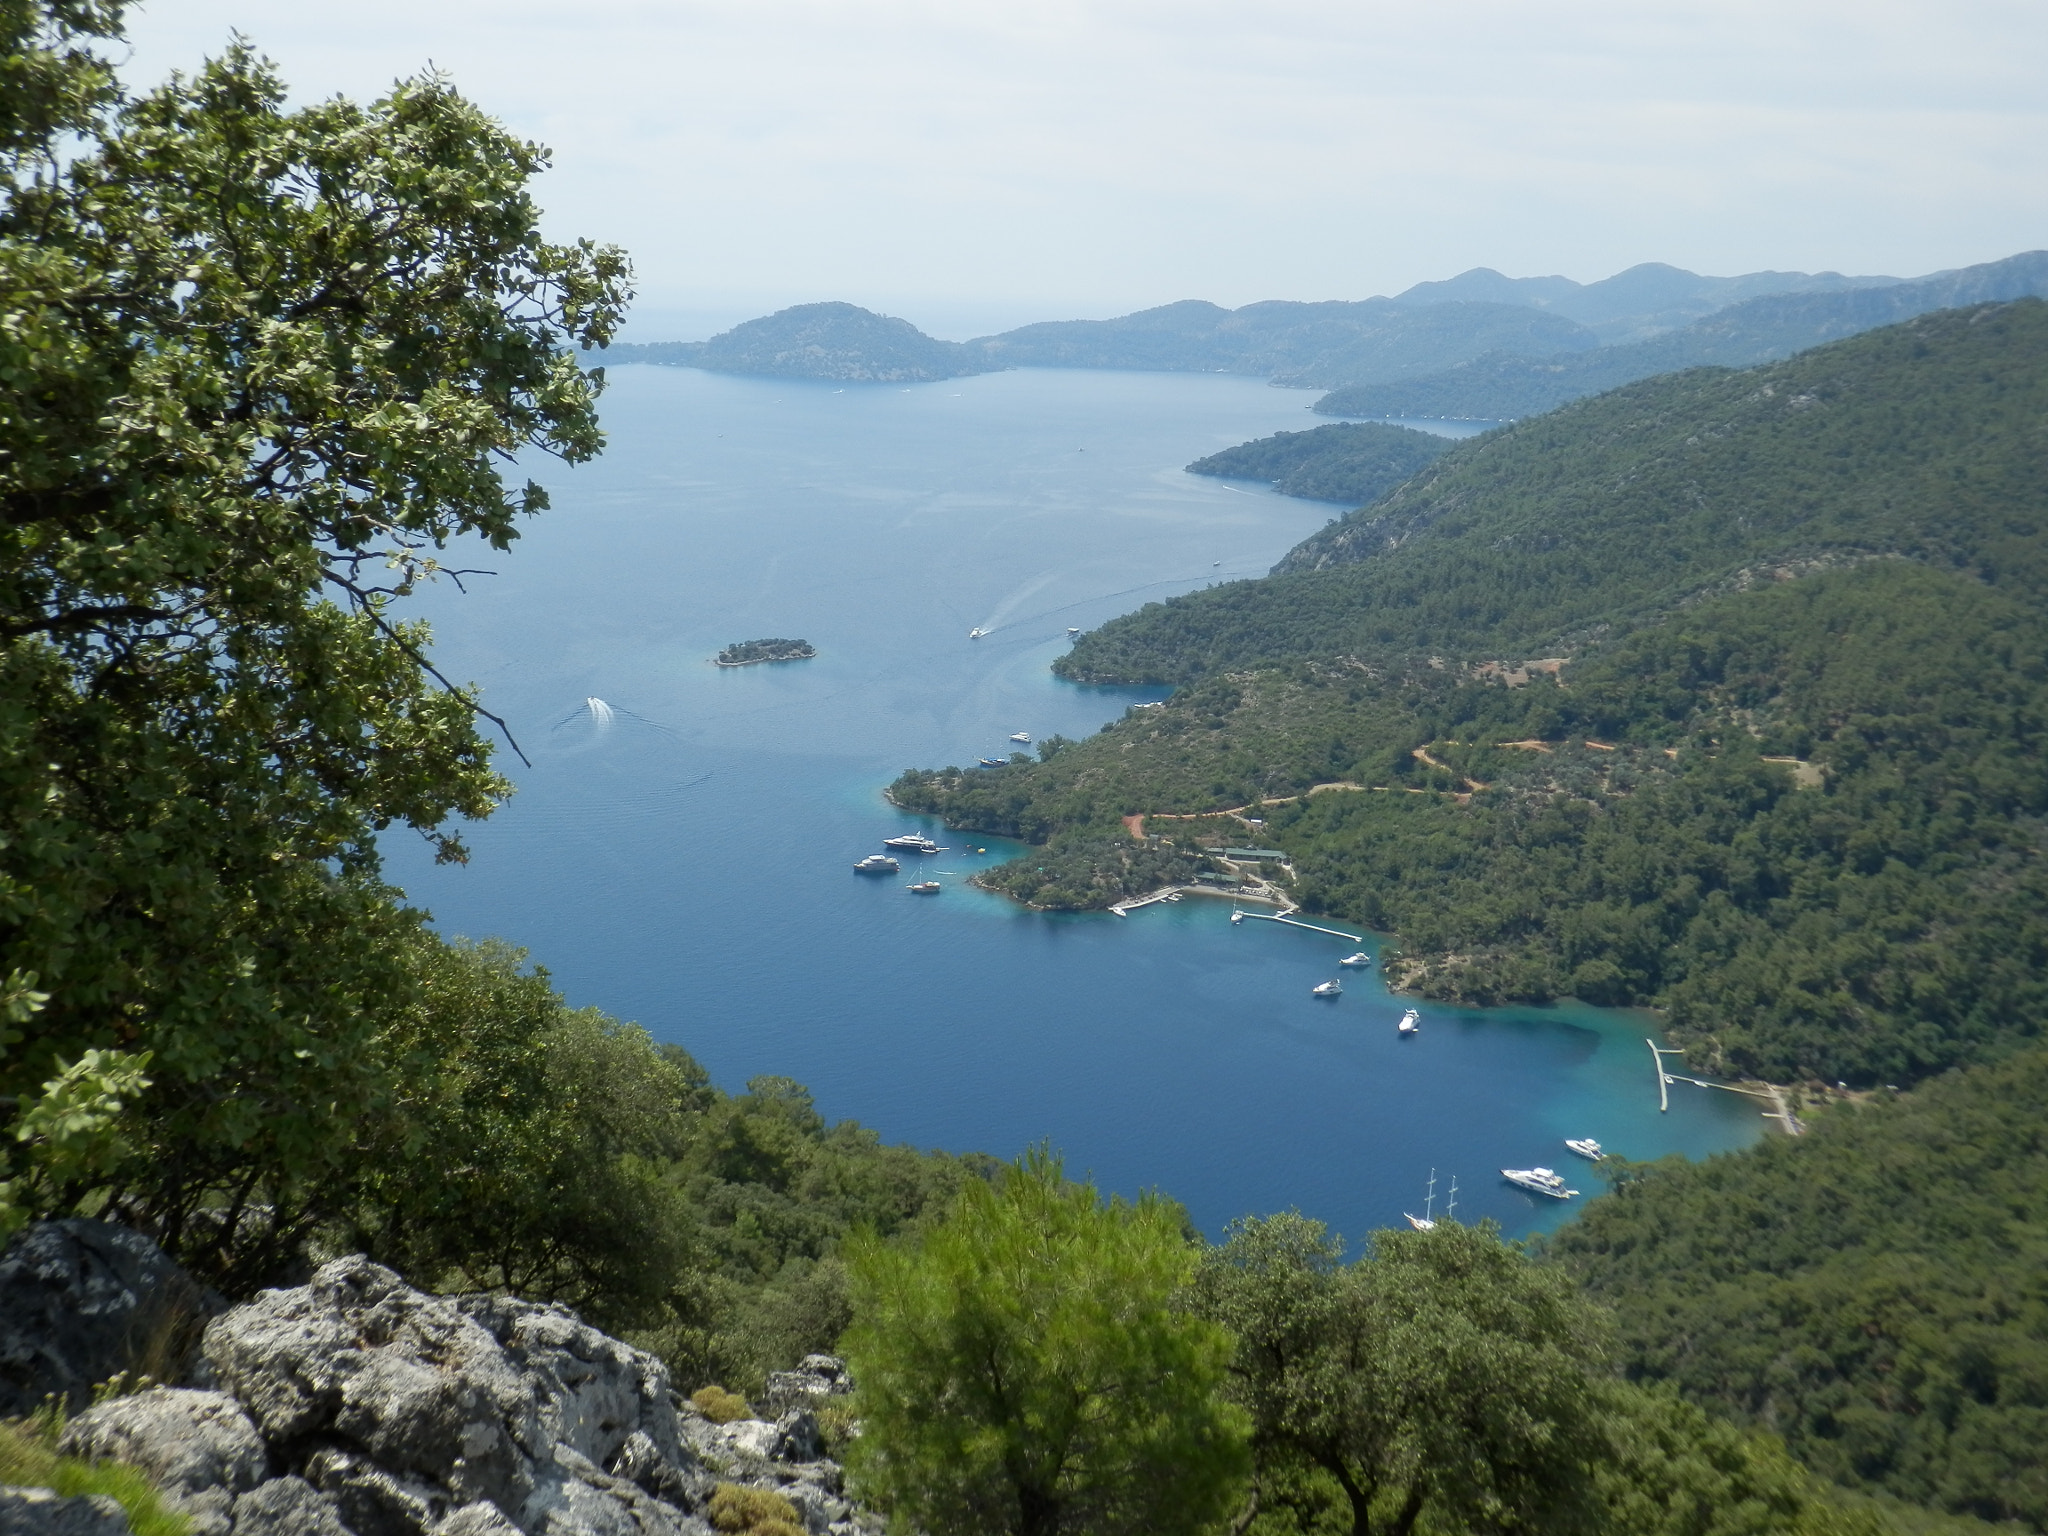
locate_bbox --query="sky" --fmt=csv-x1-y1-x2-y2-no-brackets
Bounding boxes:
119,0,2048,342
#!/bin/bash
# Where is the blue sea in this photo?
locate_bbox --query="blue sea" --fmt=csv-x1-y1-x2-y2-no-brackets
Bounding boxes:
381,364,1759,1246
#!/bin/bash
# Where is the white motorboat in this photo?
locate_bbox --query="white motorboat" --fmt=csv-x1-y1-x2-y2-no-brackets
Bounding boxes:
1565,1138,1605,1161
854,854,899,874
907,880,941,894
1312,979,1342,998
883,834,945,854
1339,951,1372,968
1010,732,1031,743
968,628,986,640
1397,1008,1420,1035
1229,910,1244,924
1067,627,1081,636
1501,1167,1578,1200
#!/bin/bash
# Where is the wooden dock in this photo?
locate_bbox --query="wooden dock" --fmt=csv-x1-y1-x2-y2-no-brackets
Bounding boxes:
1233,911,1363,942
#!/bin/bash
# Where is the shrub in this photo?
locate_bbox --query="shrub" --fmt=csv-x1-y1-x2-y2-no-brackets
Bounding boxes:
691,1386,753,1425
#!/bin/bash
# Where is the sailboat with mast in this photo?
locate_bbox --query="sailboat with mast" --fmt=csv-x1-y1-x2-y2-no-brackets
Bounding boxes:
1406,1170,1457,1231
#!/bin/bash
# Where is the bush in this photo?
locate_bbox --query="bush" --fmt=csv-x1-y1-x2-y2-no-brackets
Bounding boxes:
709,1483,801,1533
691,1386,753,1425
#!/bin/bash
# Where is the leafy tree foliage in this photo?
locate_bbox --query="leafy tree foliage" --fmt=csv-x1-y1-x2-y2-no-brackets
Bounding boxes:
1192,1213,1608,1536
840,1149,1249,1536
1549,1047,2048,1531
0,3,628,1278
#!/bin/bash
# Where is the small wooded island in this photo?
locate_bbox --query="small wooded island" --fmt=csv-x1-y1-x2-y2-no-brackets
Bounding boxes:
716,637,817,666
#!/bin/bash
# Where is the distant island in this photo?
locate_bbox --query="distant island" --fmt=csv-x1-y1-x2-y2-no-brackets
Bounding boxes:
598,302,994,383
716,637,817,666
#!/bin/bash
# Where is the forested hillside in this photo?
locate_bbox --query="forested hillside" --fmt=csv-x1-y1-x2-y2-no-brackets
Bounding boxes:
1185,421,1455,504
1550,1046,2048,1530
1059,299,2048,687
895,304,2048,1085
1314,249,2048,421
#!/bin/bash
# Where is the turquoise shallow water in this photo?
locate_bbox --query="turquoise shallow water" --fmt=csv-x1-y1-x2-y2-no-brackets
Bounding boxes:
381,364,1760,1244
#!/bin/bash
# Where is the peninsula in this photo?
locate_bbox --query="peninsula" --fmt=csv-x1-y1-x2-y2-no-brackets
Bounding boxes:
716,637,817,666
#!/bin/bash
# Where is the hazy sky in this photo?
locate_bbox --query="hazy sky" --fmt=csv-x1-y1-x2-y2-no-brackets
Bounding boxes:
121,1,2048,340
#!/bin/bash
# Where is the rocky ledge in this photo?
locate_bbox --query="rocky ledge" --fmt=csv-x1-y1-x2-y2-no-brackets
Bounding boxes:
1,1226,869,1536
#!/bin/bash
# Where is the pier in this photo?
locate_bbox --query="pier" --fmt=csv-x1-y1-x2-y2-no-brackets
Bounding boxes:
1647,1038,1803,1134
1232,910,1364,942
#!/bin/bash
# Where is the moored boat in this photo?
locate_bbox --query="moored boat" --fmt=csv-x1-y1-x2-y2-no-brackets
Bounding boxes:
1565,1138,1605,1161
1312,979,1342,998
907,880,941,894
854,854,899,874
1339,951,1372,967
1397,1008,1420,1035
883,834,944,853
1501,1166,1578,1200
1010,732,1031,743
978,757,1007,768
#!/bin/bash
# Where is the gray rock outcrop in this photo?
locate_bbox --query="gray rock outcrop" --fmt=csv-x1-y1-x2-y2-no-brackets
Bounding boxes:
8,1233,877,1536
0,1220,217,1416
0,1486,134,1535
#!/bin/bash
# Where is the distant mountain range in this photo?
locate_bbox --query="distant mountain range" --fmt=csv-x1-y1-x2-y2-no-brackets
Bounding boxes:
596,252,2048,406
1315,250,2048,420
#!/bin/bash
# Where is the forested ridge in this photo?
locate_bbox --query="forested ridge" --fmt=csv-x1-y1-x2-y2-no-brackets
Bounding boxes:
1549,1048,2048,1530
1060,300,2048,687
1186,421,1455,505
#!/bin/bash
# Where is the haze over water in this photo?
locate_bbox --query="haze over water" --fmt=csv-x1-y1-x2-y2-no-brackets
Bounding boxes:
383,364,1759,1244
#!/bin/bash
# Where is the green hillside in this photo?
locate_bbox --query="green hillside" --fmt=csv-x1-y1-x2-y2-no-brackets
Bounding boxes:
1185,421,1455,504
1059,300,2048,687
1549,1046,2048,1530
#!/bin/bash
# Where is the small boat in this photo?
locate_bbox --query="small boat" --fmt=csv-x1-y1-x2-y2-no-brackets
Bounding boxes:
907,880,941,894
978,757,1007,768
1564,1138,1605,1161
1397,1008,1420,1035
1312,979,1342,998
883,834,945,854
1067,627,1080,636
968,628,986,640
1010,732,1031,743
854,854,899,874
1501,1166,1578,1200
1338,952,1372,968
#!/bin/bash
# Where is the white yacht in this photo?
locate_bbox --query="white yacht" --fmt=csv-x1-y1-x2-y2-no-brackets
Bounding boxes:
1397,1008,1420,1035
1311,979,1342,998
1338,952,1372,968
907,880,941,895
1010,732,1031,743
883,834,945,854
1565,1138,1605,1161
968,628,986,640
1067,627,1081,636
1501,1167,1578,1200
854,854,899,874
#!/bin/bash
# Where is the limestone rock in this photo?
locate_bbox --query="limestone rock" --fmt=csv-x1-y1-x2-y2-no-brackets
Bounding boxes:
761,1357,850,1419
58,1388,267,1502
229,1478,352,1536
0,1222,218,1416
0,1487,133,1535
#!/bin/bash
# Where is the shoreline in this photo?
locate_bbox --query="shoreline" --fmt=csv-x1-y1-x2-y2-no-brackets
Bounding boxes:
713,651,816,668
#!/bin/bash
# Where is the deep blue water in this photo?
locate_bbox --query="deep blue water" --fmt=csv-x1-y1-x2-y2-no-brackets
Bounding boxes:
382,365,1759,1246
